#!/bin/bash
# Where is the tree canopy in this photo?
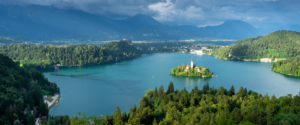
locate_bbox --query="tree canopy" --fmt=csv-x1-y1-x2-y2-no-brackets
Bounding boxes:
213,30,300,60
271,57,300,76
70,81,300,125
0,41,142,69
0,54,59,124
170,64,214,77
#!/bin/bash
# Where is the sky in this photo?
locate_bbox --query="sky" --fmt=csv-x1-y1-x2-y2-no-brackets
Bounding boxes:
1,0,299,29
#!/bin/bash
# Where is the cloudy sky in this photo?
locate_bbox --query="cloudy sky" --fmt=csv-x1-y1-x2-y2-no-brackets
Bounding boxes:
1,0,299,28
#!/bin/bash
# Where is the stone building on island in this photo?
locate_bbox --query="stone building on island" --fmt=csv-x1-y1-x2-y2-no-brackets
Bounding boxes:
186,58,201,72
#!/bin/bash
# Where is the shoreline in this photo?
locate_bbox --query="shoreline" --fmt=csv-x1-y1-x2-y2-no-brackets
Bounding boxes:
203,52,285,63
44,94,61,109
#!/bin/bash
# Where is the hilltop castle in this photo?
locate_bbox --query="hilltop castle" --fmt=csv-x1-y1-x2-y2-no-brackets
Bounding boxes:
123,38,132,46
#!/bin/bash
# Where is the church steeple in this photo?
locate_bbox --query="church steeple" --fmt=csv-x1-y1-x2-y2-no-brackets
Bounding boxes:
191,58,193,68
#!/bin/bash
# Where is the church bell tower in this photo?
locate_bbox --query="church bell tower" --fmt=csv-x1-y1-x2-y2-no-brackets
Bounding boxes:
191,58,193,68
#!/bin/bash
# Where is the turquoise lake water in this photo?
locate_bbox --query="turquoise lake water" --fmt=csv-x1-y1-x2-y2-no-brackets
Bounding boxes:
43,53,300,117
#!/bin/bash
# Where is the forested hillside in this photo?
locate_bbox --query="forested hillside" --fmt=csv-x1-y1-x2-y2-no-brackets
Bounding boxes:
51,82,300,125
213,30,300,60
0,54,59,124
0,41,142,69
271,57,300,76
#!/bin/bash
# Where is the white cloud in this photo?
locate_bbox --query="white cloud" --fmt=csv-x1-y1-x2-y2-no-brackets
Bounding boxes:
148,0,204,23
197,21,224,27
244,16,267,21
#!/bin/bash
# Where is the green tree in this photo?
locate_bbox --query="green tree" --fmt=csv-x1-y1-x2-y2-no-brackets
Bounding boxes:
167,81,174,94
13,120,20,125
229,85,235,96
27,114,35,125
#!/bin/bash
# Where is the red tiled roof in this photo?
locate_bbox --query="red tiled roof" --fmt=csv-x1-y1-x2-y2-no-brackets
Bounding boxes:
186,64,190,67
41,116,47,120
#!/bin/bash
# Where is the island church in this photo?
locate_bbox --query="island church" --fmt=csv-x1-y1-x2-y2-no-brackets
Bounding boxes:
185,58,201,72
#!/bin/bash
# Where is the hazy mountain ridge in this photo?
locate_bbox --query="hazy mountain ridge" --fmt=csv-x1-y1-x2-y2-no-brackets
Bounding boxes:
0,5,263,41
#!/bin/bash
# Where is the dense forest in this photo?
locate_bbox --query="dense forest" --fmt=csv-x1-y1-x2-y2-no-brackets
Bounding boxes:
0,41,143,69
170,64,213,77
271,57,300,76
46,82,300,125
212,30,300,60
0,54,60,125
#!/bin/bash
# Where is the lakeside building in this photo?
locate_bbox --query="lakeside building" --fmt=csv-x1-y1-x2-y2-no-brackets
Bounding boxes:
260,58,272,62
53,64,60,70
190,50,203,55
149,47,155,50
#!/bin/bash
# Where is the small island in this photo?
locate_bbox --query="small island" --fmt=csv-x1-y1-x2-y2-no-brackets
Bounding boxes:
169,58,215,77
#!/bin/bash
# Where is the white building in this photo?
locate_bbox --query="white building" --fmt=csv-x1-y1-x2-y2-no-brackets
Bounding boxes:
202,47,207,50
195,67,201,72
185,64,190,71
149,47,155,50
260,58,272,62
190,50,203,55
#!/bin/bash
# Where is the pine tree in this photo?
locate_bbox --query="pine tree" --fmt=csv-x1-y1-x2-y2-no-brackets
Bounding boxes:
238,86,245,97
230,85,235,96
153,87,158,100
13,120,20,125
27,114,35,125
159,85,164,98
194,85,198,91
168,81,174,94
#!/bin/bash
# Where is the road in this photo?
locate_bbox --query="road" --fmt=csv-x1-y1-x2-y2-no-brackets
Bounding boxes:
44,94,59,107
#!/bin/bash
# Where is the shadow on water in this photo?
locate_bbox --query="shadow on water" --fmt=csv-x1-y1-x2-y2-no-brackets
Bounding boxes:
171,75,213,80
270,70,300,79
51,73,94,78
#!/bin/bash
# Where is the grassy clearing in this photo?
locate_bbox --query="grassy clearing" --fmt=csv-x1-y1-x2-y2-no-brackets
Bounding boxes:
46,95,54,102
49,95,61,110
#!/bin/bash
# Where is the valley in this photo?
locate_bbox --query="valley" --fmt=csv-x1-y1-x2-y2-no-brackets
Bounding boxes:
0,1,300,124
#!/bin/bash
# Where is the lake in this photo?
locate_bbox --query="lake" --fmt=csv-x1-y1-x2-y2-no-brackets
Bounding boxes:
44,53,300,117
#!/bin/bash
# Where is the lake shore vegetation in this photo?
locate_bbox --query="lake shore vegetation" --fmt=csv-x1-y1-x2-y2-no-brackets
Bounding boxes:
0,41,143,70
271,57,300,76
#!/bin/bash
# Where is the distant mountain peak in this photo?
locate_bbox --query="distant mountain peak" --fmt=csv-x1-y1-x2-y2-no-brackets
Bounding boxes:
221,20,256,28
124,14,162,25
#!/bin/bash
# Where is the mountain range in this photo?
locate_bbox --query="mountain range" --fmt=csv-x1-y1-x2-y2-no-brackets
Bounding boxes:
0,5,267,41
